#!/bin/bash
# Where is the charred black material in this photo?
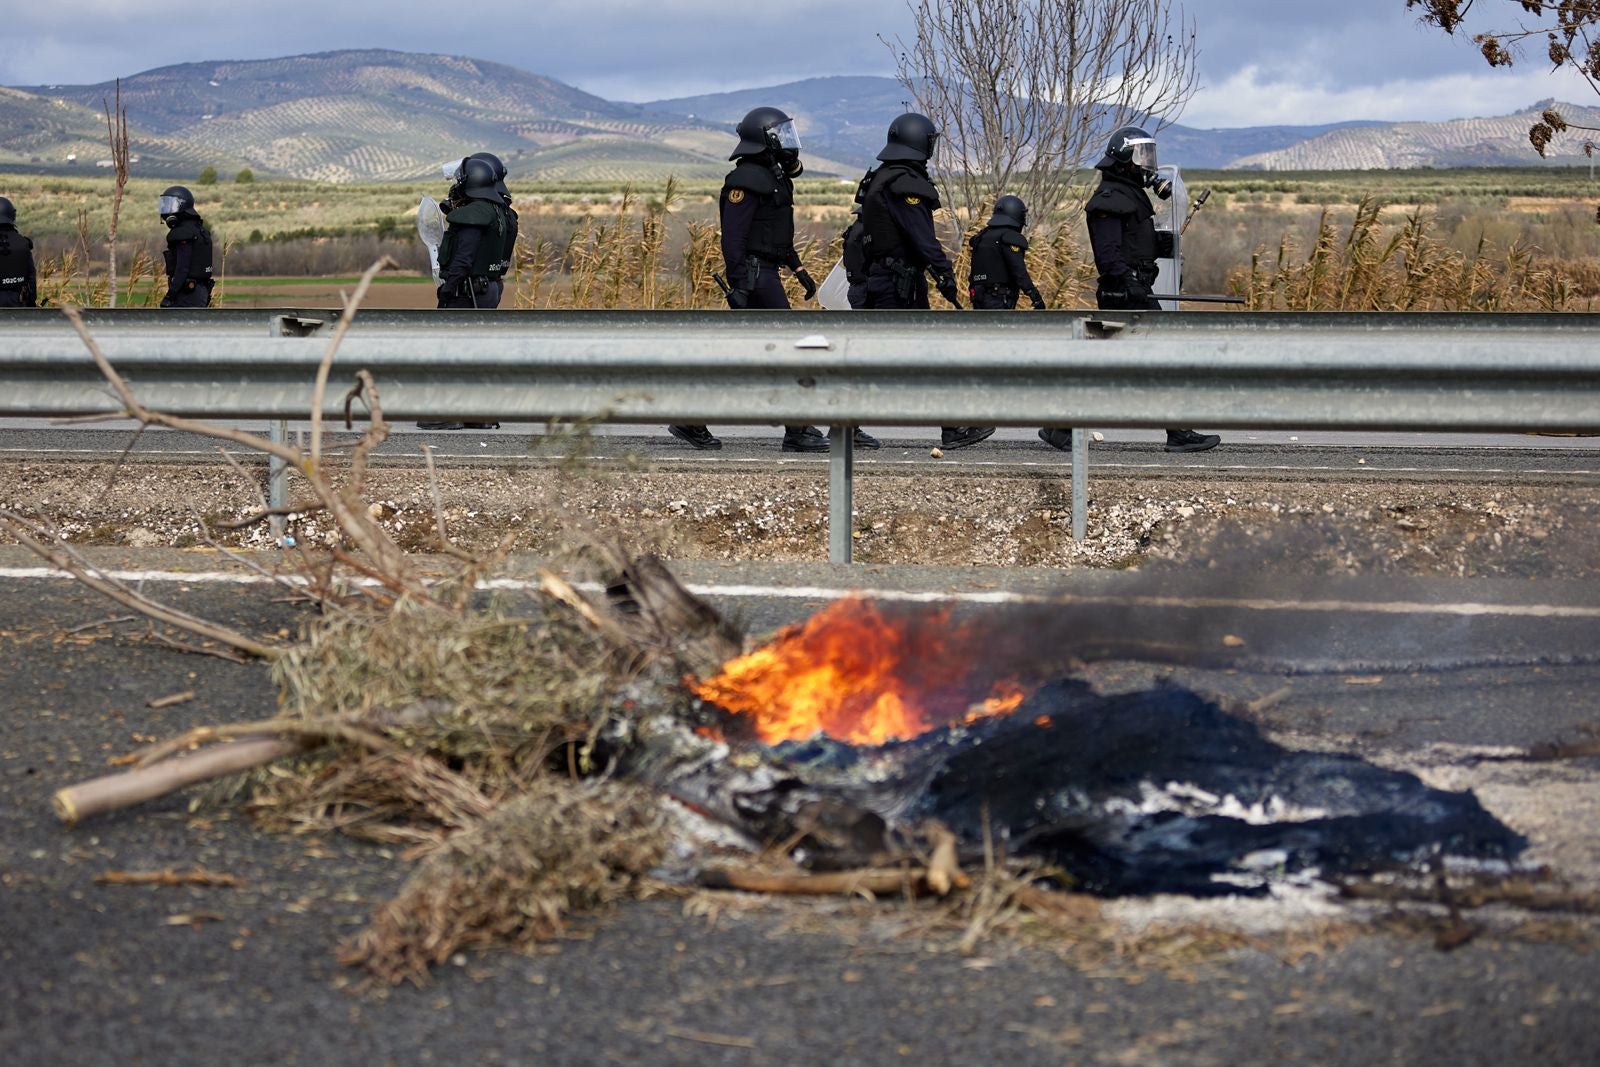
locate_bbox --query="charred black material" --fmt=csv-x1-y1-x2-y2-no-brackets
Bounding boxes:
912,681,1525,895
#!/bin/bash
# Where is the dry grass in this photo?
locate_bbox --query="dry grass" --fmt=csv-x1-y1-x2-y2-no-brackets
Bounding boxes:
337,778,669,986
1233,197,1583,310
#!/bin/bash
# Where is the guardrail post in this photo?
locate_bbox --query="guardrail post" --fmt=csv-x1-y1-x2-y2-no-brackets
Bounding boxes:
1070,317,1090,540
1071,428,1088,539
828,425,855,564
267,314,326,544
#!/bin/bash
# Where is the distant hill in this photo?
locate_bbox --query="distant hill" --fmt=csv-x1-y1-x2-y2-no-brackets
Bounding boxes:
1230,100,1600,170
6,52,1599,182
0,86,244,178
14,49,737,183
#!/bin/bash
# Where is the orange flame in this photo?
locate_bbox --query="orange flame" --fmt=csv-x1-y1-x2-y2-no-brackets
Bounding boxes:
689,598,1029,745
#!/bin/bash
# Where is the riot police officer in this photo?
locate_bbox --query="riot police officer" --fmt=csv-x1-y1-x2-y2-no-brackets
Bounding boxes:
968,194,1045,311
859,113,991,451
668,107,878,452
469,150,519,271
1074,126,1220,454
158,186,213,308
436,155,512,310
420,155,514,430
0,197,37,308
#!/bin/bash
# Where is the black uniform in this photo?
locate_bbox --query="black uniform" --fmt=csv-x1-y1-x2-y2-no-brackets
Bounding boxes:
161,217,214,308
968,225,1044,311
720,157,802,311
1085,161,1161,312
860,161,957,310
1080,158,1219,454
0,222,36,309
702,154,834,451
437,197,511,309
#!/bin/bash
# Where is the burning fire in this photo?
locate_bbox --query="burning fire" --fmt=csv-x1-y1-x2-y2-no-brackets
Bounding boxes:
689,598,1029,746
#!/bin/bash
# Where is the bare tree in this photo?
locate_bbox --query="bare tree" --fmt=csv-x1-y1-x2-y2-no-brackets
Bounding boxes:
885,0,1199,230
1406,1,1600,154
103,80,130,308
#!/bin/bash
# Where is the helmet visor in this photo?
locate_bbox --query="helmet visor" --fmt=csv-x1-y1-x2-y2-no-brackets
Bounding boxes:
442,161,463,181
1129,139,1158,172
769,119,801,152
157,194,187,216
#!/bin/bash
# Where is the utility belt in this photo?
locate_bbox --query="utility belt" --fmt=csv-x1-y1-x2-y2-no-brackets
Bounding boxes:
445,276,495,297
872,256,926,302
971,282,1016,296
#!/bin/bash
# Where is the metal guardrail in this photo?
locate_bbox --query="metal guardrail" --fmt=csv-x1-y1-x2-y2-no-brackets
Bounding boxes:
2,308,1598,563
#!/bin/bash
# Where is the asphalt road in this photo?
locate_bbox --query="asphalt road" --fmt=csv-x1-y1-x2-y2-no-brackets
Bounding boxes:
4,554,1600,1066
4,422,1600,486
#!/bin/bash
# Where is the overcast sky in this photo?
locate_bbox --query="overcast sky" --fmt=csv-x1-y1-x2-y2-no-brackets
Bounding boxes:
5,1,1595,128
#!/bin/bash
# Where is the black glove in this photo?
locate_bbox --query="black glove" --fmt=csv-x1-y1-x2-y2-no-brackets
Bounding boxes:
436,281,458,303
795,268,818,301
725,287,750,309
1028,290,1047,311
159,295,174,308
1127,277,1154,302
1154,230,1175,259
934,271,962,309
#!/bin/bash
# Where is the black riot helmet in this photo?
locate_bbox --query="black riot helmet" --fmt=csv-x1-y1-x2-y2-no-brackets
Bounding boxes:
731,106,801,159
1104,126,1158,174
469,151,511,201
0,196,14,226
877,113,940,163
157,185,197,221
449,156,501,202
988,194,1027,230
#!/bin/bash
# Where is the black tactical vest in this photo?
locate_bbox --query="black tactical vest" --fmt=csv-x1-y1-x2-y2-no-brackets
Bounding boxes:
162,219,214,284
0,228,32,300
1086,172,1158,283
438,200,511,279
722,160,795,262
840,219,868,283
860,164,912,262
968,226,1019,289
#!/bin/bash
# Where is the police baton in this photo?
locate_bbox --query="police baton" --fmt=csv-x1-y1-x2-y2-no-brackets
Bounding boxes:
711,271,747,309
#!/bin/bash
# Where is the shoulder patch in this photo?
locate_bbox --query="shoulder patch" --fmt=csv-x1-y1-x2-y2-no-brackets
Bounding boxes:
728,188,745,204
904,195,921,206
1008,244,1023,253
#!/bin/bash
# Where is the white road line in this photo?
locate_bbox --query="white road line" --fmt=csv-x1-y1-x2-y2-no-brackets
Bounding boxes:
2,565,1597,619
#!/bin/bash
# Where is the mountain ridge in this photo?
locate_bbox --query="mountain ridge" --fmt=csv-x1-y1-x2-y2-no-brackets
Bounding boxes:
1,51,1593,181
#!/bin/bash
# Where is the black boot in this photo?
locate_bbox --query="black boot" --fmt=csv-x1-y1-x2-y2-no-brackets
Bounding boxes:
1038,428,1073,452
417,421,465,430
781,428,829,453
1165,428,1221,453
941,426,995,450
669,425,722,450
851,428,882,450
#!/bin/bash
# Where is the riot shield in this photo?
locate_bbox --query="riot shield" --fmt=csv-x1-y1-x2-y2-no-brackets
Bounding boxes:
1151,165,1185,312
816,261,852,310
417,196,445,282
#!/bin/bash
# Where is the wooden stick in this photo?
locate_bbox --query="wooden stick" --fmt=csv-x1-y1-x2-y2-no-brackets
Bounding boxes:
699,866,926,897
95,867,246,888
53,738,302,825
